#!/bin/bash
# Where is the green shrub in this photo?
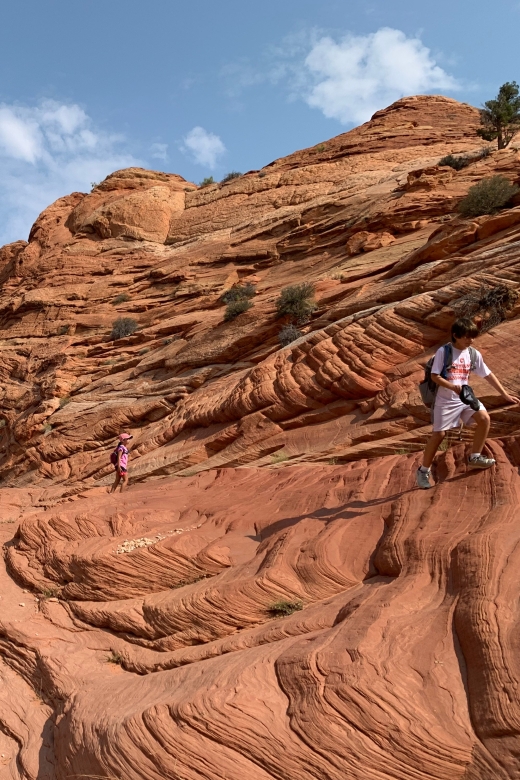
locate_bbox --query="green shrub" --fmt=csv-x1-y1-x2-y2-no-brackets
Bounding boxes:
453,283,518,332
278,324,302,346
110,317,138,340
314,143,326,152
199,176,215,188
224,299,253,321
439,154,470,171
138,347,150,355
268,599,303,617
106,651,124,665
220,283,256,304
221,171,242,184
271,451,288,464
458,175,519,217
112,293,131,305
477,81,520,149
59,396,71,408
258,172,267,178
39,586,61,600
275,282,317,324
58,325,70,335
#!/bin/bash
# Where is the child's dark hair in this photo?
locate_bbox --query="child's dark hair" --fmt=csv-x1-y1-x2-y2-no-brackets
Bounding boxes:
451,318,479,340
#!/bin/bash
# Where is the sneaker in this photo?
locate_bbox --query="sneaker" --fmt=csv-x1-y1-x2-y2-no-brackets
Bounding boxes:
416,468,432,489
468,455,496,469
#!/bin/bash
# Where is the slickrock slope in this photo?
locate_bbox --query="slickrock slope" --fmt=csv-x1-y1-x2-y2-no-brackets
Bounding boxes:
1,94,520,779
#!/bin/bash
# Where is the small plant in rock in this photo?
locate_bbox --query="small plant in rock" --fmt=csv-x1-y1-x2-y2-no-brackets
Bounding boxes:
90,181,99,190
268,599,303,617
271,451,288,464
199,176,215,188
458,175,519,217
59,396,71,408
258,171,267,178
221,171,242,184
275,282,317,324
314,144,326,152
110,317,138,340
0,419,6,428
220,283,256,304
278,324,303,347
162,337,174,345
224,299,253,321
138,347,150,355
58,324,70,335
106,651,124,665
439,436,451,452
439,154,470,171
112,293,131,305
42,423,53,434
39,586,61,600
453,284,518,333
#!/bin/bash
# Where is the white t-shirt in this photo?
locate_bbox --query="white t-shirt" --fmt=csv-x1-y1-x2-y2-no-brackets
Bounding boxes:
432,345,491,402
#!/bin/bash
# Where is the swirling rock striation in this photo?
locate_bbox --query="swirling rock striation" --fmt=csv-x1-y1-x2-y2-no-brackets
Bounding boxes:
0,95,520,779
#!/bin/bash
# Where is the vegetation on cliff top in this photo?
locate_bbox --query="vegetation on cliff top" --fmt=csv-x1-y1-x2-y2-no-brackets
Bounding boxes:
477,81,520,149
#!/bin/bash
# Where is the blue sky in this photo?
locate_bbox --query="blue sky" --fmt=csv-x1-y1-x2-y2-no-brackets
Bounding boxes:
0,0,519,244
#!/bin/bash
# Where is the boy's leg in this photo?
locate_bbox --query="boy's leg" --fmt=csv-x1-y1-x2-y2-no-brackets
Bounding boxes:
422,431,446,469
467,409,494,468
469,410,490,454
416,431,446,489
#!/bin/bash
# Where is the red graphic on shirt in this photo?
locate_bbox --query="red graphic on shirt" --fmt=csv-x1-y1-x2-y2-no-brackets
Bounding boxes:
447,357,471,386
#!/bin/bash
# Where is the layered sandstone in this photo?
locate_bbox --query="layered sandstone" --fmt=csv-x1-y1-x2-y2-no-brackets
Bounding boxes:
0,95,520,779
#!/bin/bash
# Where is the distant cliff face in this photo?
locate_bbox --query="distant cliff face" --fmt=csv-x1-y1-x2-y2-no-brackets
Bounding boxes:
1,96,520,780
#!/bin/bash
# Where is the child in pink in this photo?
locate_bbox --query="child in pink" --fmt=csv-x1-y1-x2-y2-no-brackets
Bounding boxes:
110,433,132,493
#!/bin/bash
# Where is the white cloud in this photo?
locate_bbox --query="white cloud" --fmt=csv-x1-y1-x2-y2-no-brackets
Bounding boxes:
303,28,459,124
0,99,142,246
150,142,168,161
181,126,226,169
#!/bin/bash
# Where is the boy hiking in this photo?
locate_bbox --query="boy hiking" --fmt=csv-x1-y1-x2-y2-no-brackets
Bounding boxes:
416,318,520,489
110,433,132,493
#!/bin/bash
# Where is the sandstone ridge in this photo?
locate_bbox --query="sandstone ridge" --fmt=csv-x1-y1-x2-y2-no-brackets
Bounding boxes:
1,95,520,779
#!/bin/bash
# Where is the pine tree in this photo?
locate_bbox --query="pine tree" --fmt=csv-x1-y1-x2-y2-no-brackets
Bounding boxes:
477,82,520,150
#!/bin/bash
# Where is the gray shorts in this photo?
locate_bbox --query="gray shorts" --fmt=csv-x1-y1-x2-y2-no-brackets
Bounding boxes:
433,398,485,432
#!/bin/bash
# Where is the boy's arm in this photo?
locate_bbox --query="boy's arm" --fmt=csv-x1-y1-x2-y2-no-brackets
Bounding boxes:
431,373,459,393
484,373,520,405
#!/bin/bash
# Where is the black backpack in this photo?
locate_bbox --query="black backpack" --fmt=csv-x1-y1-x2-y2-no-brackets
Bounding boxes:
419,343,477,408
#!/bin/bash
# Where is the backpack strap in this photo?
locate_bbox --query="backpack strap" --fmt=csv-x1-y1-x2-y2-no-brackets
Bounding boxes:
468,346,477,371
440,343,453,379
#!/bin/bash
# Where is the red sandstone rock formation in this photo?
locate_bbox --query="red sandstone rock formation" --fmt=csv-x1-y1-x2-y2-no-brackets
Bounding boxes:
1,95,520,779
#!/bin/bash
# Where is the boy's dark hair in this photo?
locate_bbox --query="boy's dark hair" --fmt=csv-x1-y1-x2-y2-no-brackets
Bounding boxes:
451,318,479,340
